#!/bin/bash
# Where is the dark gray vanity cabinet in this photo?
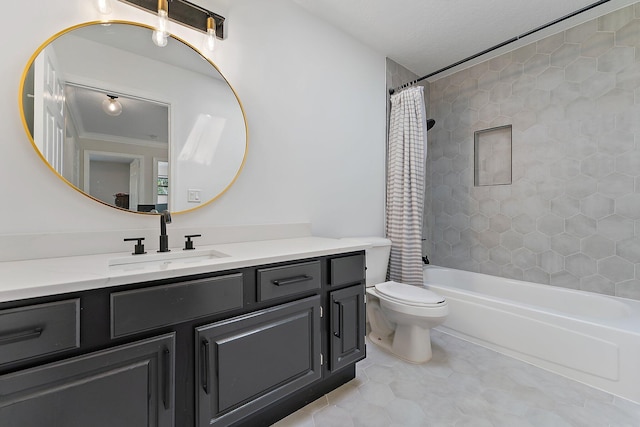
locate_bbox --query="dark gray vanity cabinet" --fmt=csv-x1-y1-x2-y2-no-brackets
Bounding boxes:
195,295,322,427
0,333,175,427
0,250,367,427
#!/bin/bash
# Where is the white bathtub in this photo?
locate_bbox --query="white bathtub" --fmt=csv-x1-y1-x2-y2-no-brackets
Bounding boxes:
423,265,640,404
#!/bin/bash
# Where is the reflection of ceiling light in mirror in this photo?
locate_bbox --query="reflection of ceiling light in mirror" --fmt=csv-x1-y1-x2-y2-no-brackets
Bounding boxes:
152,0,169,47
205,16,216,51
102,95,122,116
97,0,112,15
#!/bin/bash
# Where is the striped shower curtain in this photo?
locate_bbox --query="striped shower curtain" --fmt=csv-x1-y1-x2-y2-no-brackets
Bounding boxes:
386,86,427,286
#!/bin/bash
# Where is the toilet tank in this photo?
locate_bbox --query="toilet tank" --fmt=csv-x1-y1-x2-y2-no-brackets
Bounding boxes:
341,237,392,286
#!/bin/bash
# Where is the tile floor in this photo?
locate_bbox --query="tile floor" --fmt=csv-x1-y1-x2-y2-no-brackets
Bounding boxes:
273,329,640,427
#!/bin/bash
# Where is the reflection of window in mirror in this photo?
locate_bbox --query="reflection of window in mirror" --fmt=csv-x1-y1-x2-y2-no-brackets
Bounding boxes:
156,160,169,207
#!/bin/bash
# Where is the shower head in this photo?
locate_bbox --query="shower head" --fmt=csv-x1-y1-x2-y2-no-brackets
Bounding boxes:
427,119,435,131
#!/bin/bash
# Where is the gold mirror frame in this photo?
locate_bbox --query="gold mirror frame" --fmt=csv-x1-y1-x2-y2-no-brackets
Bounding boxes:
19,20,248,215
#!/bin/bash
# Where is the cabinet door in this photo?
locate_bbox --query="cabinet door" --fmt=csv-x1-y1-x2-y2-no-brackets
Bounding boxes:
0,333,175,427
196,296,321,427
329,285,366,372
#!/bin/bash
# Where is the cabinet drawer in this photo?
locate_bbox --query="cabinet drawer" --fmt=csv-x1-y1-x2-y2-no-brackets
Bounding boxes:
111,273,244,338
0,299,80,366
256,261,321,302
330,253,365,287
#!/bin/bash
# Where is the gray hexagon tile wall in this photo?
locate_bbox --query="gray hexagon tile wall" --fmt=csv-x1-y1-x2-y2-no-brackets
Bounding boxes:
425,4,640,300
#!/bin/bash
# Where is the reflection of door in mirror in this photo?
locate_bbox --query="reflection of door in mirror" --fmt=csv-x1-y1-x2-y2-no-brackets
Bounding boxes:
33,46,65,174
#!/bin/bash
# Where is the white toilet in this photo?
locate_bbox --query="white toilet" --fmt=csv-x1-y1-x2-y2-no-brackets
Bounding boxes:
359,237,448,364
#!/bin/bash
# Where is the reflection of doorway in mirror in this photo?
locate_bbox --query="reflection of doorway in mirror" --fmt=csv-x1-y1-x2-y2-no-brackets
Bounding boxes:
83,151,145,210
129,158,141,210
63,83,169,212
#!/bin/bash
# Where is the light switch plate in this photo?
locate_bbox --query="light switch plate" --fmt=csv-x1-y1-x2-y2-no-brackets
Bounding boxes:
187,189,202,203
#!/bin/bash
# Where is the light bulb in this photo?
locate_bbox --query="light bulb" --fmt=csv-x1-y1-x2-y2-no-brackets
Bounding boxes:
97,0,112,15
102,96,122,116
206,28,216,51
157,9,168,34
152,29,168,47
152,0,169,47
205,17,216,51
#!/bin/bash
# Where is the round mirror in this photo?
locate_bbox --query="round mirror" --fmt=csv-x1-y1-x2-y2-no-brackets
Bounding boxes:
20,21,247,214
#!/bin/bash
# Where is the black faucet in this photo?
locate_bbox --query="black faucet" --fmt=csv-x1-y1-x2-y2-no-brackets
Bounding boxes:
158,210,172,253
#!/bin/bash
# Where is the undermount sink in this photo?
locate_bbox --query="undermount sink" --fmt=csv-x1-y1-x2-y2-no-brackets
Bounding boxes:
109,248,230,271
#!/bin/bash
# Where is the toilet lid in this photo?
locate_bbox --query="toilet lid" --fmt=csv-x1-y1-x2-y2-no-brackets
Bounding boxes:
374,281,445,306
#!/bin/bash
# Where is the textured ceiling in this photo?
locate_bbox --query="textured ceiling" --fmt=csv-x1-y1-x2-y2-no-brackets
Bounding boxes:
292,0,638,79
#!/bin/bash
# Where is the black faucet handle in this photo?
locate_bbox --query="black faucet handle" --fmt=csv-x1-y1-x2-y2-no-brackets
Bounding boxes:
184,234,202,250
124,237,147,255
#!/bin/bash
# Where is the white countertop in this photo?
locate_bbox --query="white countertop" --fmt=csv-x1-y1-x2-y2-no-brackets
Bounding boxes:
0,237,370,303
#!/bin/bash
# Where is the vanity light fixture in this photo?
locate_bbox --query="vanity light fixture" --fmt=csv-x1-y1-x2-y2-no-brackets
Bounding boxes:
97,0,113,15
205,16,216,51
102,95,123,116
117,0,225,47
152,0,169,47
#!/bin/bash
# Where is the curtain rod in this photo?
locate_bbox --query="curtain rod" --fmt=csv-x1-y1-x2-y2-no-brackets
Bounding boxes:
389,0,612,95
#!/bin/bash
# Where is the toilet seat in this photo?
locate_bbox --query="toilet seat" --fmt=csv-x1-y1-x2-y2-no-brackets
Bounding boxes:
374,281,445,307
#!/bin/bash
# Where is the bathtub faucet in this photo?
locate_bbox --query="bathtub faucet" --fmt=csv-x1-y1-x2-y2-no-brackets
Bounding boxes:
421,238,429,264
158,210,172,253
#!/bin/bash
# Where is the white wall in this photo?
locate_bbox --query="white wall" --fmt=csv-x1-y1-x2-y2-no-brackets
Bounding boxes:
1,0,386,241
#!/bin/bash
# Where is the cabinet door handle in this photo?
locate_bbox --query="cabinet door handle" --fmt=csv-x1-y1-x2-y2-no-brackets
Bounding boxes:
272,275,312,286
0,327,43,346
333,300,343,338
201,339,210,394
162,347,171,410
